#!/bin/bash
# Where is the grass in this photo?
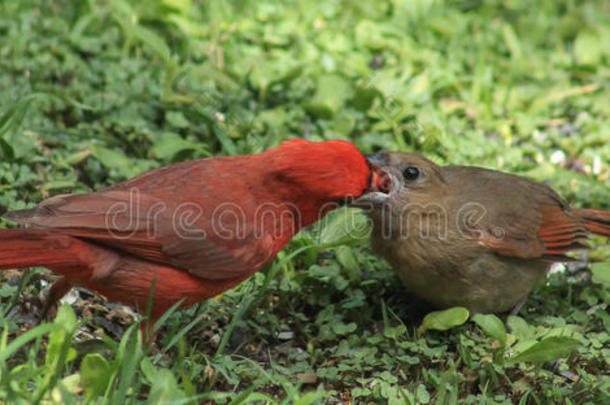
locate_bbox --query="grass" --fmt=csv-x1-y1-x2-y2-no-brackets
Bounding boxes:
0,0,609,403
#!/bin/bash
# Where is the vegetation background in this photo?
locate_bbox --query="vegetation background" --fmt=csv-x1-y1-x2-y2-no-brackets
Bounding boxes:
0,0,609,403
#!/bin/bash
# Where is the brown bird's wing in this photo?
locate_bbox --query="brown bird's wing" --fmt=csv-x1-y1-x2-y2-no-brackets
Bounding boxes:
5,189,275,280
446,166,589,260
479,203,589,260
575,208,610,238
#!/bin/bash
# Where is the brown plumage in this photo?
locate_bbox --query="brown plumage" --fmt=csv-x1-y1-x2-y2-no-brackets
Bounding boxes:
355,151,610,313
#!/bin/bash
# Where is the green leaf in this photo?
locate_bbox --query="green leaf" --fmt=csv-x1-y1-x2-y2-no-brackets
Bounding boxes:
46,306,78,368
43,180,77,192
335,246,362,282
148,368,186,402
91,144,135,177
508,336,581,364
507,315,535,340
416,383,431,404
502,23,522,59
65,150,92,165
591,262,610,287
150,133,200,160
111,0,171,64
227,386,257,405
0,93,50,137
140,356,157,384
293,391,328,405
332,322,357,335
319,208,370,247
80,354,112,401
0,92,53,160
5,130,37,159
249,58,300,92
419,307,470,332
304,74,353,119
0,137,14,160
355,20,403,52
472,313,506,346
160,0,190,13
574,29,602,66
352,86,381,112
165,111,190,128
57,373,81,397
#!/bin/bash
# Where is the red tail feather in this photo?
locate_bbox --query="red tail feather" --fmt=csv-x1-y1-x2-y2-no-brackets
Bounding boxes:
577,208,610,238
0,229,94,274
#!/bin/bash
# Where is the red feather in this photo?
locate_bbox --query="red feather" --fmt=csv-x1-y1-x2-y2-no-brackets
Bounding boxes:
0,140,372,331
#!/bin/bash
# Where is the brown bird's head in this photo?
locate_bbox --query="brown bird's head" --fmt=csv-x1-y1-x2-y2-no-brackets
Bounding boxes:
351,150,447,209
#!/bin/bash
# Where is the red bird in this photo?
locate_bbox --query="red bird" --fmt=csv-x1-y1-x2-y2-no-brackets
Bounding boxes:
0,139,380,330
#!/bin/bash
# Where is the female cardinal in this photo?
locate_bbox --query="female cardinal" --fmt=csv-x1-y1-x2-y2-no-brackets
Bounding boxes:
0,139,382,329
354,151,610,313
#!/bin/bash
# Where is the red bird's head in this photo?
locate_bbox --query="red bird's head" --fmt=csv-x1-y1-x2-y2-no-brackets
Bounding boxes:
271,139,381,203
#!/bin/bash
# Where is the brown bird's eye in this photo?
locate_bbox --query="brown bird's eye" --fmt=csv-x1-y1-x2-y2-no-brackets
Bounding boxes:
403,166,420,181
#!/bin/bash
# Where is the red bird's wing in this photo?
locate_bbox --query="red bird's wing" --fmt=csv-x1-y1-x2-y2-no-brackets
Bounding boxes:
5,190,275,280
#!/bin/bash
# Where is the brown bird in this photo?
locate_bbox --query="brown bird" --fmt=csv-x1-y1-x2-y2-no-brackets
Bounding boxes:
354,151,610,313
0,139,382,332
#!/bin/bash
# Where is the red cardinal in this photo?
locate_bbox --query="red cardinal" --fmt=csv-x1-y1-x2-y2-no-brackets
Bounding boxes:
355,151,610,313
0,139,381,330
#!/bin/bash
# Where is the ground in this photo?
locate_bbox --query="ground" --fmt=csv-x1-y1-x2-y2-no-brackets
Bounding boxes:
0,0,609,403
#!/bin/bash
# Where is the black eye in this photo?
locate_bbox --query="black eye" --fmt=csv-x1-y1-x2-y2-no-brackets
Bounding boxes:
403,166,420,181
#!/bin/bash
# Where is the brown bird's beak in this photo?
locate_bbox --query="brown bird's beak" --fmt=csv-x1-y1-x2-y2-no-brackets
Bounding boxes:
350,153,393,208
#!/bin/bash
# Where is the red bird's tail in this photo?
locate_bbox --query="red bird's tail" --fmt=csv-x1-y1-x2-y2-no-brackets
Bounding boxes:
0,229,95,273
577,208,610,238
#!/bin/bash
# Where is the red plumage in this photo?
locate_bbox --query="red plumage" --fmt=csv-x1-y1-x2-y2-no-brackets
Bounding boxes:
0,139,375,328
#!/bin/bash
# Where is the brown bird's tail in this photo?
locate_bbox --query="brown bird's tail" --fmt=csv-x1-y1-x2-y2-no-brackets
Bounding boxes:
577,208,610,238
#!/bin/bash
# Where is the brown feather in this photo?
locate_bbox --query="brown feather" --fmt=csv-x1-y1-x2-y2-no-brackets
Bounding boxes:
364,151,610,314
